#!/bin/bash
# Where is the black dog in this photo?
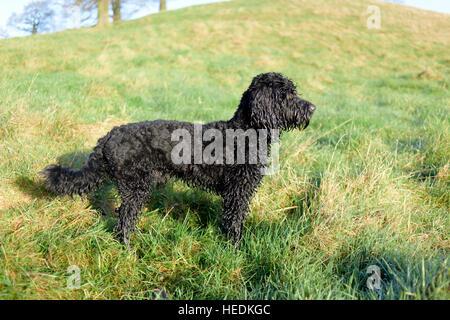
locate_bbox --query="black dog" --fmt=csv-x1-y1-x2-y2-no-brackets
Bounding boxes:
41,73,316,247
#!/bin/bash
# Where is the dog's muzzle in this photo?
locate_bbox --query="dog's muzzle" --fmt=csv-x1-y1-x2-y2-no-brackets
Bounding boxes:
300,104,316,130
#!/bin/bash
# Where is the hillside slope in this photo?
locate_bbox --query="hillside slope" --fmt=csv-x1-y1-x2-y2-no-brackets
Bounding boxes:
0,0,448,299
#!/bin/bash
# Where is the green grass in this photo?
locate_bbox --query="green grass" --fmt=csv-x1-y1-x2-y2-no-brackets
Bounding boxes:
0,0,448,299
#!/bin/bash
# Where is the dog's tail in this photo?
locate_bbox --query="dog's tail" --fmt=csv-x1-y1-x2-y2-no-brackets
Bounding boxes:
40,141,109,197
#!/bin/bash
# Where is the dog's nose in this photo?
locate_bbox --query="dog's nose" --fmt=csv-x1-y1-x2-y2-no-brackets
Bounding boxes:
309,104,316,113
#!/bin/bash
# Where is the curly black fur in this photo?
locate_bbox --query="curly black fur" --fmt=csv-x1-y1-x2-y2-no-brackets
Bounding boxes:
41,73,316,247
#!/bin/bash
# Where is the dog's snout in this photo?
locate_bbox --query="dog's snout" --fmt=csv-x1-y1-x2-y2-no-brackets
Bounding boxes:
309,104,316,113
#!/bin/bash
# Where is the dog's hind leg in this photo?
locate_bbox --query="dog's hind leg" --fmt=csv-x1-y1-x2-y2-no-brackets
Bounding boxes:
113,177,152,247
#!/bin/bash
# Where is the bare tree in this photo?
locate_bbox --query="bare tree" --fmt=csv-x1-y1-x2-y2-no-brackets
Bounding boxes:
64,0,151,25
64,0,110,27
111,0,152,22
97,0,111,26
112,0,121,22
8,1,55,35
159,0,166,11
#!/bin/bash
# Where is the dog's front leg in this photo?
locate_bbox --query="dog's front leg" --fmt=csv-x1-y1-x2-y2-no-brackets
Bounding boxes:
220,194,249,246
220,169,263,246
220,175,260,246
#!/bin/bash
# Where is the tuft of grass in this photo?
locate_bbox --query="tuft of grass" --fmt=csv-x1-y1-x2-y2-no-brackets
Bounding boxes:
0,0,448,299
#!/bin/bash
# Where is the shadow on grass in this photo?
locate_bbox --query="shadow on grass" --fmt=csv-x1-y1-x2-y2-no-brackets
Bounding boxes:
13,151,118,238
333,244,448,300
15,150,222,232
236,175,322,299
14,175,54,200
15,151,92,199
146,182,222,229
407,161,448,208
16,151,327,268
238,227,448,299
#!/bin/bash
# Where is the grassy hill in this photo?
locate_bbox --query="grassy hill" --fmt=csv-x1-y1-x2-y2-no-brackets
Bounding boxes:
0,0,448,299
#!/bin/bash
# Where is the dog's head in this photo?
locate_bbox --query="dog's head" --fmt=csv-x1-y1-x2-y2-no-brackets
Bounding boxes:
237,72,316,130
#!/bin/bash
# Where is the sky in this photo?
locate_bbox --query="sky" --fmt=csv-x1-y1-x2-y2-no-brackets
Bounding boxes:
0,0,449,38
0,0,228,37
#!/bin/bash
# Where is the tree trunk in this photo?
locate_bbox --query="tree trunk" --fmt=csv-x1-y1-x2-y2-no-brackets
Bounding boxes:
97,0,110,27
160,0,166,12
112,0,121,22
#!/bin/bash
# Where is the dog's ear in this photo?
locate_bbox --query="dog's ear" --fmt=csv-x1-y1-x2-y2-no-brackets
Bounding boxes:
248,85,282,129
